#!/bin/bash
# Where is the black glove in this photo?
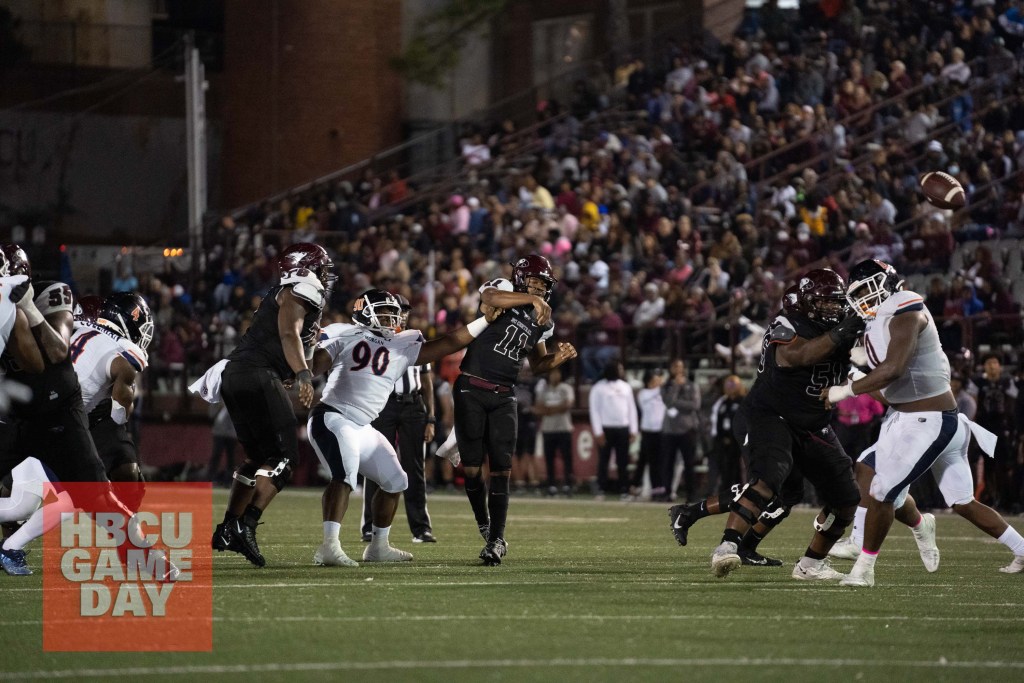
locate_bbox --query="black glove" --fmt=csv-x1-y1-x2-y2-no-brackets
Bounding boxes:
8,279,31,307
828,314,866,346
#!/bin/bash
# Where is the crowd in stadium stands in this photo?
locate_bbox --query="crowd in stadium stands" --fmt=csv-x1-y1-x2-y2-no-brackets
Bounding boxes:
108,1,1024,508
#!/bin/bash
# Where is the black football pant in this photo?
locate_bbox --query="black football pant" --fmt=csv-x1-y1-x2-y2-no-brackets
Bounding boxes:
362,394,431,536
597,426,631,495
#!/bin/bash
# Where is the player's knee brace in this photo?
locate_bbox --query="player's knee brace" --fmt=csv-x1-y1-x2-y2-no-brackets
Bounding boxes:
256,458,293,492
233,461,259,487
759,500,792,530
812,506,854,541
729,481,773,527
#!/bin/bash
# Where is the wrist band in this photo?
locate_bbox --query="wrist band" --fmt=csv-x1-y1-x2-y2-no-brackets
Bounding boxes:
466,317,490,338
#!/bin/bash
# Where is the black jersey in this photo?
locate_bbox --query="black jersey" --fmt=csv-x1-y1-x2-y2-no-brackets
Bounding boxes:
2,280,83,416
460,306,554,386
746,310,852,432
228,284,323,380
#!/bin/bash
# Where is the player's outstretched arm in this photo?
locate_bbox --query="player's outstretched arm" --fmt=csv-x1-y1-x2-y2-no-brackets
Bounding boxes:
9,310,44,373
528,340,577,373
416,316,492,365
823,311,925,407
277,287,314,407
777,315,864,368
481,287,551,326
35,309,73,364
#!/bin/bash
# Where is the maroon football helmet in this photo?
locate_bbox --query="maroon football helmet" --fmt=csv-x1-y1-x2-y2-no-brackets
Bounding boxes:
1,244,30,278
511,254,556,301
279,243,337,291
793,268,848,326
75,295,104,321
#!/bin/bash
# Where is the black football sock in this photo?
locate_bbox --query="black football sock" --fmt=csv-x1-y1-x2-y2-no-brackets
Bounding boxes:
694,500,712,520
242,504,263,528
464,473,490,528
487,475,510,542
739,527,766,552
803,546,827,561
222,510,238,525
722,528,743,546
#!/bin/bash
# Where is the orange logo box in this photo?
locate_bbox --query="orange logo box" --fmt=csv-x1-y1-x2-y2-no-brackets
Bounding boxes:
43,482,212,652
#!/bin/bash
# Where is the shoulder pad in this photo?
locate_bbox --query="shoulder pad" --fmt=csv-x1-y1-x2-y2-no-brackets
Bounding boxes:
768,316,798,343
394,329,425,347
319,322,357,341
881,290,925,317
479,278,514,294
116,338,149,372
34,281,74,315
282,271,325,308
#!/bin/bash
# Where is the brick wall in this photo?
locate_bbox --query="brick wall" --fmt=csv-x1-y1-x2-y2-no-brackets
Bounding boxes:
221,0,403,208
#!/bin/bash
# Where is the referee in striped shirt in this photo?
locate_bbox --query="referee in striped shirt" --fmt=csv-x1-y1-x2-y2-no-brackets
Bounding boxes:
361,296,436,543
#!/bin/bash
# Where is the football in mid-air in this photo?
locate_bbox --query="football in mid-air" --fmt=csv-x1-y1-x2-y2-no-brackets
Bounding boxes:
919,171,966,210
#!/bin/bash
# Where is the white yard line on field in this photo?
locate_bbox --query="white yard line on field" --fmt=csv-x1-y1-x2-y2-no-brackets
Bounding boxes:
3,656,1024,679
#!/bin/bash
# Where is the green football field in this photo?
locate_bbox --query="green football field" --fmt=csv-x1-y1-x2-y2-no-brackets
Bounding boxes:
1,489,1023,682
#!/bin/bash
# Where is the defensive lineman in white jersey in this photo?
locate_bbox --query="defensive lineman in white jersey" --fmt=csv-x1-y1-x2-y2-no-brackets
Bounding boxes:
0,458,74,574
823,260,1024,586
306,288,498,567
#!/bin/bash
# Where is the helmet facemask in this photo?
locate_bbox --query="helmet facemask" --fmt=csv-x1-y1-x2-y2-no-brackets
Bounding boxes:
847,273,893,320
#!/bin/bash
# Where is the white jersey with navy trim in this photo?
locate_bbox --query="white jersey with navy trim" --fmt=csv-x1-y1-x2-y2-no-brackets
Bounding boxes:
862,290,949,404
0,275,28,357
317,323,424,426
70,322,149,413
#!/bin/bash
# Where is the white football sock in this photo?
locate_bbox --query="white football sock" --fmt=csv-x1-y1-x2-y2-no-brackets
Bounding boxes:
371,524,391,544
997,526,1024,556
855,549,878,570
851,506,867,547
323,521,341,544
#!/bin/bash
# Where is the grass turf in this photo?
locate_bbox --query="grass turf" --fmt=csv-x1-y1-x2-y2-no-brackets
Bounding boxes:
1,489,1022,682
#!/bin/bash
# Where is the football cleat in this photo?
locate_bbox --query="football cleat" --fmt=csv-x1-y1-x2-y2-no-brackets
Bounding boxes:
212,521,240,552
362,542,413,562
314,542,359,567
738,547,783,567
0,547,31,576
412,532,437,544
481,538,508,566
668,504,700,546
792,558,846,581
839,562,875,587
228,518,266,568
827,536,861,561
361,531,372,543
999,555,1024,574
911,513,940,573
711,541,741,578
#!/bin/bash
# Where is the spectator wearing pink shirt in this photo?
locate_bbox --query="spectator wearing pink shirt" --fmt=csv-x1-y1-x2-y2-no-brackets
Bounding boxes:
834,393,885,460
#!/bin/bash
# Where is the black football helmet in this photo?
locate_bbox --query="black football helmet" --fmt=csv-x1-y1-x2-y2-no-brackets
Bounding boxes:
1,244,30,278
352,289,402,337
74,295,103,321
847,259,902,319
793,268,848,327
511,254,556,301
97,292,154,350
279,243,337,292
395,294,412,331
